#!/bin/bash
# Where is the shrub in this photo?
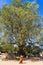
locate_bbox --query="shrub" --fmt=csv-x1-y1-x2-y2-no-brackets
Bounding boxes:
1,43,15,53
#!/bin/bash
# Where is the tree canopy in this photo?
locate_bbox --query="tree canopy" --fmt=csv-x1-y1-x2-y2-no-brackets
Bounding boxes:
0,0,42,47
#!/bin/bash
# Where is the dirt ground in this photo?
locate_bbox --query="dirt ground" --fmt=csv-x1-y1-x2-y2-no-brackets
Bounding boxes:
0,59,43,65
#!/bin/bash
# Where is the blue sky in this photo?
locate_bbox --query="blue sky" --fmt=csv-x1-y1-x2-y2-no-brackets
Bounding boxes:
0,0,43,16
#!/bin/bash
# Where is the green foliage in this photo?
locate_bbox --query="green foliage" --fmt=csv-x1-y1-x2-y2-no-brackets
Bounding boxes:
0,0,42,47
24,45,41,56
24,45,33,55
0,43,15,53
11,0,22,6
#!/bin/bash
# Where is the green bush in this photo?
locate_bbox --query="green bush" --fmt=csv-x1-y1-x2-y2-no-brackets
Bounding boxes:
24,45,33,55
24,45,41,56
1,43,15,53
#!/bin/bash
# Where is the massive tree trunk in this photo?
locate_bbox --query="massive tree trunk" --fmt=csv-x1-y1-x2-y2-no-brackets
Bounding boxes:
17,45,26,57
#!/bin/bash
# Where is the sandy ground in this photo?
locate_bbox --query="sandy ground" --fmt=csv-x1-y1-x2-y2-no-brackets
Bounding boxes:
0,59,43,65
